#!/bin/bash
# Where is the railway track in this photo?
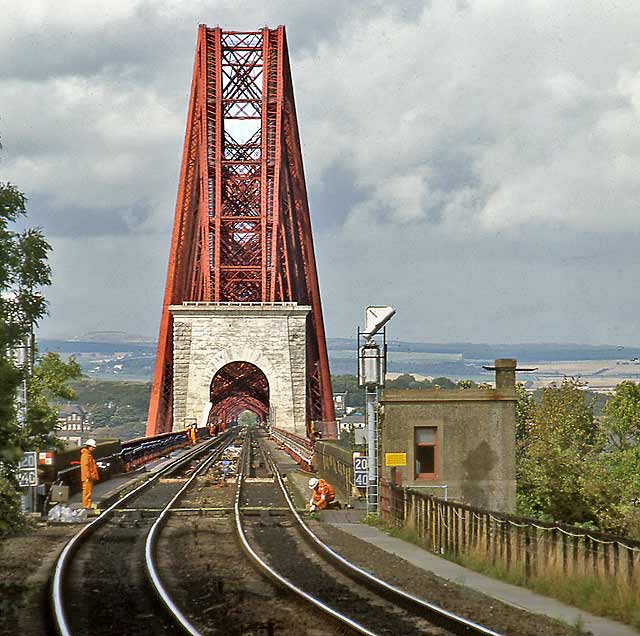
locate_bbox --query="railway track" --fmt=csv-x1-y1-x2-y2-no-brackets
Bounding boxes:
50,425,503,636
51,431,237,636
236,429,503,636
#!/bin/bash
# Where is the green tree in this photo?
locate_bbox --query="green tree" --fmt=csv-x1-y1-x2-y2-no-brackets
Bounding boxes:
0,179,69,534
387,373,434,390
330,374,365,407
584,381,640,537
515,382,535,461
21,352,82,450
601,381,640,452
432,376,456,389
517,378,600,524
0,182,51,461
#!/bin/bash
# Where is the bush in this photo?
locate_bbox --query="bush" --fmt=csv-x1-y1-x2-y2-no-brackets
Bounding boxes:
0,476,25,536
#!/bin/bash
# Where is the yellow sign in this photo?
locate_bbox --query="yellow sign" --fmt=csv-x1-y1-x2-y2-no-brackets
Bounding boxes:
385,452,407,467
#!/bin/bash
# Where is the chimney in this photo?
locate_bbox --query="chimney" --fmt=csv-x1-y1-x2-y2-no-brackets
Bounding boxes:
494,359,517,390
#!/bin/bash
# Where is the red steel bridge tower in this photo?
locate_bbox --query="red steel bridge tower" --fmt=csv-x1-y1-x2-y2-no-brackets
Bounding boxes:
146,25,334,436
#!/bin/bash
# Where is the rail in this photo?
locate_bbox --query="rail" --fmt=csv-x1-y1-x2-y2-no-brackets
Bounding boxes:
270,426,314,468
234,432,376,635
144,433,237,635
265,446,502,636
51,434,228,636
237,431,502,636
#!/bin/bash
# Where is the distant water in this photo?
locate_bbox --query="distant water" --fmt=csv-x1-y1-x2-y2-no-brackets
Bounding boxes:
39,338,640,382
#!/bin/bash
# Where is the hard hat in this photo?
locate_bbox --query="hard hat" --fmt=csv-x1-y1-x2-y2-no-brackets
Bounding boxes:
85,438,97,448
308,477,319,489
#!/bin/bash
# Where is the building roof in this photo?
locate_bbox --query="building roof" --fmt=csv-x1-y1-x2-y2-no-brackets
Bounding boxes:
56,402,88,418
340,413,365,424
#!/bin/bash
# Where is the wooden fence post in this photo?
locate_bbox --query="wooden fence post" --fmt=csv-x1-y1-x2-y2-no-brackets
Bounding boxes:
525,526,531,580
584,536,591,576
461,508,466,556
506,520,512,571
485,513,491,558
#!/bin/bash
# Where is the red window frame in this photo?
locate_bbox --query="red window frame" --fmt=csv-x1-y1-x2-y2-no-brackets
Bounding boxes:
415,426,437,480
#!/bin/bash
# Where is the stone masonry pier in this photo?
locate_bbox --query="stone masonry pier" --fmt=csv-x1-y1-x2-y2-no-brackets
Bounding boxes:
169,302,310,435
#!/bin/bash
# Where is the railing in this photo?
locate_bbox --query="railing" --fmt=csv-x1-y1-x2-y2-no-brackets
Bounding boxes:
270,426,314,468
380,481,640,584
120,430,193,471
54,428,207,494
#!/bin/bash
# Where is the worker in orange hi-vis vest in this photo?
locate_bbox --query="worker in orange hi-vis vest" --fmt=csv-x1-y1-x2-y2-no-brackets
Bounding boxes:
189,424,197,445
308,477,340,511
80,439,100,509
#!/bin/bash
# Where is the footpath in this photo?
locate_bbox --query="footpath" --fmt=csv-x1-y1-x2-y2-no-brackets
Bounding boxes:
265,438,640,636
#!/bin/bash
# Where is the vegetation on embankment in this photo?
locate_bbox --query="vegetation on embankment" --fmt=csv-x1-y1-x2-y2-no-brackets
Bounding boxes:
517,379,640,539
366,516,640,631
70,378,151,440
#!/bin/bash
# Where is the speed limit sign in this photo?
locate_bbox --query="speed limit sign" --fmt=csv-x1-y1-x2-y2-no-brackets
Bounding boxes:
17,452,38,488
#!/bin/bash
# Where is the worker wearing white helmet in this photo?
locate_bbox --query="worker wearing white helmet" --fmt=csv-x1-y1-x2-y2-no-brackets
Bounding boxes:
308,476,336,511
81,438,100,509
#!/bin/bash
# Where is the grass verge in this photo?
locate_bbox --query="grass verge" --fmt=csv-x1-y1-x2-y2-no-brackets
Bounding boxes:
364,516,640,630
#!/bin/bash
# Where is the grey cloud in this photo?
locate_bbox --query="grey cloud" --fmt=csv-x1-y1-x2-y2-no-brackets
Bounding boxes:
316,223,640,345
3,1,640,346
27,195,156,237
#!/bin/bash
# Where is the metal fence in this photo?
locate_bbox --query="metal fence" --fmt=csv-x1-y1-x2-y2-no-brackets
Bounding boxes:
270,426,315,468
380,480,640,583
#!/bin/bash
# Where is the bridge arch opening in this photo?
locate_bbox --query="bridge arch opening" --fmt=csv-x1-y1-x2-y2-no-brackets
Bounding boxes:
208,361,269,428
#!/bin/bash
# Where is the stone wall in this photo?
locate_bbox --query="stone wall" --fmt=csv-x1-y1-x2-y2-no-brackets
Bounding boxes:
170,303,310,435
315,440,353,497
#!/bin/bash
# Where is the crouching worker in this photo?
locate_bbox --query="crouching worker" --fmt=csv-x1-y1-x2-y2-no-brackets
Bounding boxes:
81,438,100,509
308,477,340,511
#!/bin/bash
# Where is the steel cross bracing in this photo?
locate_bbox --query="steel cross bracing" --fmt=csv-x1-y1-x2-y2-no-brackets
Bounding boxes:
147,25,334,436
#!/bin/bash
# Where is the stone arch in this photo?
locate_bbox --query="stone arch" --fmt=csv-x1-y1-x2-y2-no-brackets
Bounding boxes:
205,347,279,390
209,361,269,425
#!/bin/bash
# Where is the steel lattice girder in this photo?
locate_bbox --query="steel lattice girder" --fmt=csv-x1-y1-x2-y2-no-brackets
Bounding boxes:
146,25,334,436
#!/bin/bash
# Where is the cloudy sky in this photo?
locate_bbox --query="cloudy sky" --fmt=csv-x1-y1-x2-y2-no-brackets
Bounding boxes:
2,1,640,345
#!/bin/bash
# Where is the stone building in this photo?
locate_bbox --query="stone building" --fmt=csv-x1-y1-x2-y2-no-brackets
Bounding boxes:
56,403,93,447
380,359,517,512
333,392,347,418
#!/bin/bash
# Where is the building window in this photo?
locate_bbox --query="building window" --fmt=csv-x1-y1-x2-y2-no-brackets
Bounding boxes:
415,426,437,479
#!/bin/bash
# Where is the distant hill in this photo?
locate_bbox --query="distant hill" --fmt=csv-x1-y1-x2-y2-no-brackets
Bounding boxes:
327,338,640,362
67,331,156,344
39,334,640,382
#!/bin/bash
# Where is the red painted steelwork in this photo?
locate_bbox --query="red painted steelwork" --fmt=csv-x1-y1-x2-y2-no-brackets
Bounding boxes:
147,26,334,436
